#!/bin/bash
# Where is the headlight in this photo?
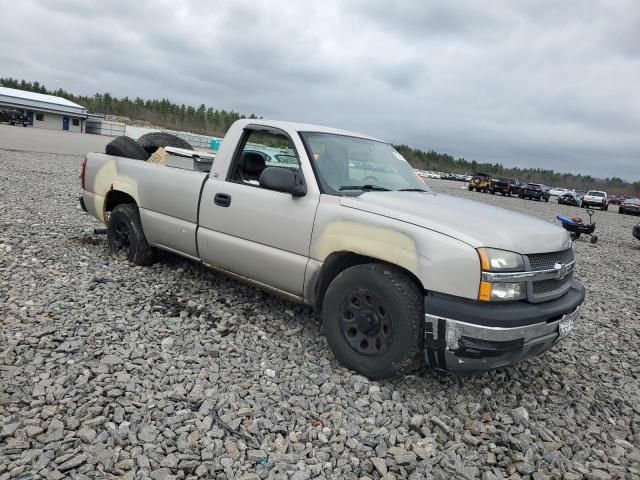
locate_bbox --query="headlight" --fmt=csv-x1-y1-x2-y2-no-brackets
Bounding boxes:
477,248,524,272
477,248,526,301
479,282,526,301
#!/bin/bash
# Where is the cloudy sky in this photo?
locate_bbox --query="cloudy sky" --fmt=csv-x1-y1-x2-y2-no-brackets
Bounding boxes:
1,0,638,180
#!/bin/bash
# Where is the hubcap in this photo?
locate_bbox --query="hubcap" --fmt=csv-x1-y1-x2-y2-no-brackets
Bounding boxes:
113,221,131,257
338,288,392,357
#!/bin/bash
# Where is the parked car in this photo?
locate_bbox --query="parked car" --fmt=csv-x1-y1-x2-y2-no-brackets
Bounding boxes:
490,177,522,196
520,183,550,202
581,190,609,210
468,173,492,192
619,197,640,216
549,187,570,197
80,119,584,379
0,109,29,127
558,192,582,206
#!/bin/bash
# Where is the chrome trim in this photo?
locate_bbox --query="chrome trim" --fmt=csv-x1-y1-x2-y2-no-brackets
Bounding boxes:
425,306,580,350
481,259,575,283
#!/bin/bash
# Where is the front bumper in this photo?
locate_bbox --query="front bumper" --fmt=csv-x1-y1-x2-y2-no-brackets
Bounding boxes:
423,280,585,373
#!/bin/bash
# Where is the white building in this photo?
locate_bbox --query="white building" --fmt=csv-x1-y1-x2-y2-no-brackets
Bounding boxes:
0,86,88,132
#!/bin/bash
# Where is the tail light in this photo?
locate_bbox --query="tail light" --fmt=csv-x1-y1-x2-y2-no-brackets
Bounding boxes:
80,157,87,189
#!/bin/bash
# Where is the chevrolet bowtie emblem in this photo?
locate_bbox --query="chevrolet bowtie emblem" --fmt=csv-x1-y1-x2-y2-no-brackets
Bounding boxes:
554,262,569,280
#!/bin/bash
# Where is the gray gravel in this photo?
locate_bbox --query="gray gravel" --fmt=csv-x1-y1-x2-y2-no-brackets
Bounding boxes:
1,150,639,480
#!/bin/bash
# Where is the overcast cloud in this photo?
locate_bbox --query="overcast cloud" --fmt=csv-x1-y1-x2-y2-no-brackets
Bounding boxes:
1,0,638,180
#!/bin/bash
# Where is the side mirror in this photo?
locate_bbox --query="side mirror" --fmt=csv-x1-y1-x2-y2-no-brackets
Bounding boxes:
259,166,307,197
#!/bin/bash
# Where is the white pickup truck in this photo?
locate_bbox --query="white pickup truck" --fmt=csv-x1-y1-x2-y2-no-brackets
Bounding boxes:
80,119,585,379
581,190,609,210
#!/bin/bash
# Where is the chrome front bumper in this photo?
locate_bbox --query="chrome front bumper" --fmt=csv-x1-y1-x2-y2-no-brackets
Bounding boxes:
423,282,584,373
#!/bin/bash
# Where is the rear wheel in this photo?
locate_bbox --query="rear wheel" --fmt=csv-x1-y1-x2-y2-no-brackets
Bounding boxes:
107,204,155,265
322,264,424,380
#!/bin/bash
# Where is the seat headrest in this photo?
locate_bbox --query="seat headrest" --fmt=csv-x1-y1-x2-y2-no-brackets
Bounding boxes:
242,152,266,174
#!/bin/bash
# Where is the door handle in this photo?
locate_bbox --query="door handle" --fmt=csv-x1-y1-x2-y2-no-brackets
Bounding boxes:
214,193,231,207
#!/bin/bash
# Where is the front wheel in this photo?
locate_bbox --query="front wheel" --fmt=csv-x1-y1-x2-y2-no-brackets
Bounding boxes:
322,264,424,380
107,204,155,266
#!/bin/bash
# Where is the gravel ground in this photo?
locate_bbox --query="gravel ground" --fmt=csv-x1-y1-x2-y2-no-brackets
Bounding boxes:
1,150,639,480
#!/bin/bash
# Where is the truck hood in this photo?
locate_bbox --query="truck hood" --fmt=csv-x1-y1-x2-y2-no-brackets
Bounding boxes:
340,191,571,254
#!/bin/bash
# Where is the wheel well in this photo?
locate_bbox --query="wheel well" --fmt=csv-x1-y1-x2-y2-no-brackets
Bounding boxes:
105,190,136,212
314,251,425,309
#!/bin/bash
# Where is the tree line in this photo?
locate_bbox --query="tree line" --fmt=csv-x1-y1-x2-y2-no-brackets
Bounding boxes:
0,77,252,136
1,77,638,194
394,145,640,195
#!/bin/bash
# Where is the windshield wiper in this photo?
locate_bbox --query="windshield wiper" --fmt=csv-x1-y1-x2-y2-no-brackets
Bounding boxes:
398,188,428,192
339,184,390,191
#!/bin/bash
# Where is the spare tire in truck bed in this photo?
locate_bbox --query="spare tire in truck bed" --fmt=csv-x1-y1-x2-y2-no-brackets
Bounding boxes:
105,136,150,160
137,132,194,154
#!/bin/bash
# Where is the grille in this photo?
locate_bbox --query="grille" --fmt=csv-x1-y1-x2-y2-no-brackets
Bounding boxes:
526,249,574,271
532,273,573,295
526,248,575,302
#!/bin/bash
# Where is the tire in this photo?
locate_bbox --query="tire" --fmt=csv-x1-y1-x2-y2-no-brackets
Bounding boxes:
105,136,150,160
507,190,512,197
468,186,473,191
545,197,549,202
590,235,598,244
570,232,580,241
490,190,495,195
322,263,423,380
137,132,194,154
107,204,155,265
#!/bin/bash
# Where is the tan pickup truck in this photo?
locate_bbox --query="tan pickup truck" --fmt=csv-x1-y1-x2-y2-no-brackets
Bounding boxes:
80,119,585,379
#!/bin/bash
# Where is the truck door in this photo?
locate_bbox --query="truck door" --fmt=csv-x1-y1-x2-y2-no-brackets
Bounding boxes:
198,126,319,296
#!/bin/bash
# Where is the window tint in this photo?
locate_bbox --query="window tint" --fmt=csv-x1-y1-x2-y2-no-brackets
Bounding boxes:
229,130,300,186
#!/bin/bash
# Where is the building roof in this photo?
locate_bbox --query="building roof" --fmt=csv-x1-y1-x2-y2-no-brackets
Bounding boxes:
0,86,87,117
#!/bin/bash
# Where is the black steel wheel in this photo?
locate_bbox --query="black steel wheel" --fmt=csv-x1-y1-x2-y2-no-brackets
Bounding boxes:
107,204,155,265
338,288,393,357
322,263,424,380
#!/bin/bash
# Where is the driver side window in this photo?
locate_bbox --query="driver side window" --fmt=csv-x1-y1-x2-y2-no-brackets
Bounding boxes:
230,130,300,186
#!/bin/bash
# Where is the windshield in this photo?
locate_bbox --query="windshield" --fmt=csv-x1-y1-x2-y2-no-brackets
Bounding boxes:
587,191,605,197
526,184,540,189
625,198,640,205
301,132,428,194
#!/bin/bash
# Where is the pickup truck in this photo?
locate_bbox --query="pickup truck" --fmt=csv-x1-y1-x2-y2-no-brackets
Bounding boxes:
80,119,585,379
489,177,522,197
581,190,609,210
